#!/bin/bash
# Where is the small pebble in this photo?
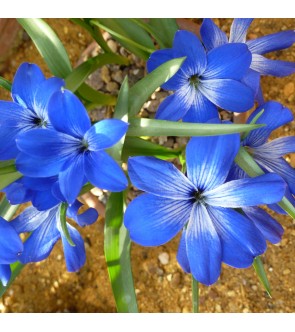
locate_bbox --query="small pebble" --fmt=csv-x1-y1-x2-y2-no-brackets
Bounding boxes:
158,252,170,265
283,269,291,275
284,82,294,97
215,304,222,312
107,40,118,53
166,274,173,282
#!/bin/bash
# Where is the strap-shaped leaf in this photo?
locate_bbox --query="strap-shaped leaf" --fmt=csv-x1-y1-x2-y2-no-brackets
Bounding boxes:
77,83,116,108
0,172,22,191
128,57,186,117
59,203,75,247
127,118,264,137
0,76,12,92
148,18,179,48
122,136,181,161
65,53,129,92
253,256,271,297
17,18,72,78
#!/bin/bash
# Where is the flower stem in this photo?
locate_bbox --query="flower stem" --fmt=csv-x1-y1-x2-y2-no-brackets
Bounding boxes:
192,276,199,313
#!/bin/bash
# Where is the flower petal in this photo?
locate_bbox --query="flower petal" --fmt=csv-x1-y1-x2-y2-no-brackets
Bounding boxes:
182,93,219,123
59,154,85,204
199,79,254,112
186,203,221,286
247,30,295,54
0,265,11,286
16,128,79,159
208,206,266,268
0,217,23,264
176,229,191,273
33,77,65,120
11,206,51,233
67,200,98,227
229,18,253,43
48,89,91,138
128,156,195,199
205,173,286,207
202,43,252,80
241,69,261,98
16,152,67,178
22,176,58,191
243,207,284,244
155,93,190,121
200,19,228,51
60,223,86,272
19,208,60,264
251,54,295,77
253,136,295,158
2,180,32,205
124,193,192,246
244,101,293,147
84,119,128,151
31,190,61,211
85,150,127,192
12,63,45,110
255,156,295,195
173,30,207,75
147,48,184,90
186,134,240,191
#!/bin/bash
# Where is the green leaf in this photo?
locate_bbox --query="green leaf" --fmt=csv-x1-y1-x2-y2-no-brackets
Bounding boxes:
0,262,24,297
70,18,112,53
77,83,116,107
59,203,75,247
127,118,264,137
17,18,72,78
65,53,129,92
122,136,181,161
0,160,17,175
192,276,200,313
0,172,22,191
235,146,295,219
104,192,138,313
107,77,129,162
253,256,272,297
148,18,179,48
128,57,186,117
91,19,155,60
0,76,12,92
0,196,18,221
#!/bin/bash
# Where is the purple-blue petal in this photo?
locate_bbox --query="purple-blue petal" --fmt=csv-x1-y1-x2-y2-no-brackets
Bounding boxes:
251,54,295,77
48,89,91,138
176,229,191,273
244,101,293,147
60,223,86,272
186,203,221,285
208,206,266,268
243,207,284,244
204,173,286,207
229,19,253,43
85,150,128,192
155,93,190,121
186,134,240,191
124,193,192,246
200,19,228,51
0,264,11,286
199,78,254,112
12,62,45,110
202,43,252,80
67,200,98,227
128,156,195,199
0,217,23,264
85,119,128,151
247,30,295,54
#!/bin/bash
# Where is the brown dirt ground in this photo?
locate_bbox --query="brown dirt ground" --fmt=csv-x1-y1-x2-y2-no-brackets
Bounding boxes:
0,18,295,313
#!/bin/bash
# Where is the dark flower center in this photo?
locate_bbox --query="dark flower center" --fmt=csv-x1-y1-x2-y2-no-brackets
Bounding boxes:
189,74,200,89
80,139,89,153
194,190,205,204
32,117,48,128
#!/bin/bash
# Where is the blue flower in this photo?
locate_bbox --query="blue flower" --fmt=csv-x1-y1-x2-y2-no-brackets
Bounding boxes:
200,19,295,102
0,216,24,286
15,89,129,204
0,62,64,160
147,30,254,123
10,202,98,272
124,135,286,285
231,101,295,194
